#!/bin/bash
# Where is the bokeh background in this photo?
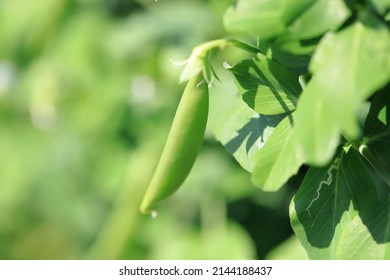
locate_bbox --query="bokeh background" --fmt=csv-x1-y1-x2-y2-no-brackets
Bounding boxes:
0,0,307,259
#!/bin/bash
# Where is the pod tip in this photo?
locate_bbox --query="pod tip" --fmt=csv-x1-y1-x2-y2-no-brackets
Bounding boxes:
139,202,158,219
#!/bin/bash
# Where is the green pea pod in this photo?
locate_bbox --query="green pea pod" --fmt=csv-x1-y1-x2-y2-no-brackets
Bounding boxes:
140,73,209,215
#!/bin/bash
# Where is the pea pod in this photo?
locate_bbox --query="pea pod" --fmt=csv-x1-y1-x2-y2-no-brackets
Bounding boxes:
140,73,209,215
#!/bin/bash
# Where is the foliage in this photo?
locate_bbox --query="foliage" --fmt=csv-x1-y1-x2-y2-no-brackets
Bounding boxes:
2,0,389,260
203,0,390,259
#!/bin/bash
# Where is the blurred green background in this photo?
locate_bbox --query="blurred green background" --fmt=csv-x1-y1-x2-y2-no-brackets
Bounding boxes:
0,0,306,259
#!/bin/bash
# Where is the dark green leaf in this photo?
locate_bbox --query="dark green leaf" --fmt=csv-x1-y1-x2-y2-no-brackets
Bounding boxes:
290,148,390,259
364,90,390,136
361,91,390,186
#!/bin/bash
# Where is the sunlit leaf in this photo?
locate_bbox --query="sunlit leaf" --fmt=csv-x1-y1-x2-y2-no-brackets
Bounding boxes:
230,53,301,115
251,113,304,191
294,78,341,165
266,235,308,260
289,0,351,39
212,96,286,172
209,73,286,172
295,18,390,165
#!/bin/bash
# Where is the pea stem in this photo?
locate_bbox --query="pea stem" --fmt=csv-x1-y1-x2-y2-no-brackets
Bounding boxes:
179,38,260,83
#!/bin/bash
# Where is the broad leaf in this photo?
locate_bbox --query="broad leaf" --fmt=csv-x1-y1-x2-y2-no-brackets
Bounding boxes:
280,0,316,24
289,0,351,39
310,17,390,100
209,73,286,172
251,113,304,191
223,0,314,40
295,18,390,165
212,98,286,172
369,0,390,15
364,90,390,138
257,42,310,75
290,148,390,259
268,32,318,55
231,53,302,115
361,91,390,186
294,78,341,165
266,235,308,260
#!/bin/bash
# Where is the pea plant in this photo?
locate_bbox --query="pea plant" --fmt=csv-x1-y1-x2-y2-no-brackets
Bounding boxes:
141,0,390,259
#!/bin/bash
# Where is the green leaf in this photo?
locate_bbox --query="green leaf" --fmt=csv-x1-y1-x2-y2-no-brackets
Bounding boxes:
361,91,390,186
230,53,302,115
280,0,316,24
290,148,390,259
310,18,390,120
295,18,390,165
364,90,390,137
209,73,286,172
289,0,351,39
251,113,304,191
268,32,318,55
368,0,390,15
294,78,341,165
223,0,284,40
386,12,390,22
257,42,310,75
266,235,308,260
223,0,314,40
212,98,287,172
